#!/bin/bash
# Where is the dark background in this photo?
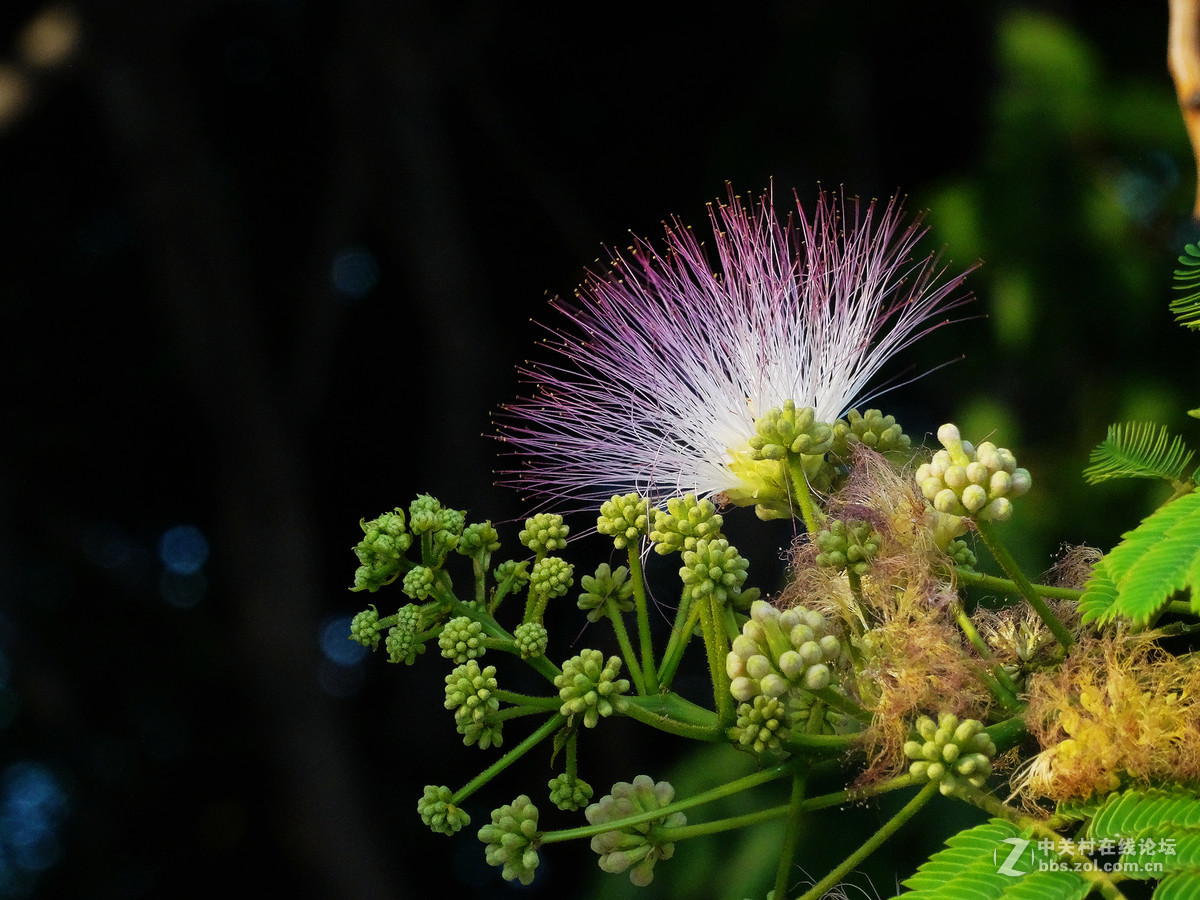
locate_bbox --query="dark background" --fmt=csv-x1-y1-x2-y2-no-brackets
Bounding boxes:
0,1,1194,898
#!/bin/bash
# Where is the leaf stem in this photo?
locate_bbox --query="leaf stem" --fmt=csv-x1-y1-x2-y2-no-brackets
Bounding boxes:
973,520,1075,650
451,713,565,806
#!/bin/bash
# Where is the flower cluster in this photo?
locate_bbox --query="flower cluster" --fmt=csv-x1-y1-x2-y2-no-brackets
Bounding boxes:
444,660,502,749
679,538,749,605
586,776,685,886
555,650,630,728
916,424,1031,522
814,518,882,576
903,712,996,795
494,186,972,510
830,408,911,459
649,493,724,555
576,563,634,623
728,600,843,701
418,784,471,836
597,493,649,549
478,795,541,886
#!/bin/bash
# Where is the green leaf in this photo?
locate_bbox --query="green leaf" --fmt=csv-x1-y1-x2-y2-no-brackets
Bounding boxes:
1086,491,1200,625
1155,870,1200,900
1083,422,1195,485
1173,243,1200,331
893,819,1089,899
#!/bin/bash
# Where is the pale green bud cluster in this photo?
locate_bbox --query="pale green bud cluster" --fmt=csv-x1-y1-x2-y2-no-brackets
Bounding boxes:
529,556,574,604
727,600,842,702
445,659,502,749
457,521,501,560
916,424,1031,522
903,712,996,795
478,795,540,885
729,694,788,755
438,615,486,663
748,400,834,459
385,603,425,665
597,493,649,549
548,772,594,811
493,559,530,592
402,565,436,600
349,605,382,650
519,513,569,555
830,408,911,459
585,775,685,887
409,494,447,535
649,493,723,555
512,621,548,659
945,538,977,569
576,563,634,623
418,784,470,836
351,508,412,592
814,519,881,576
554,650,630,728
679,538,749,605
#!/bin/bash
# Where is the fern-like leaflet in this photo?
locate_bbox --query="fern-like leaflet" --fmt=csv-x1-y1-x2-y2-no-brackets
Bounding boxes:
1083,422,1195,486
1172,243,1200,331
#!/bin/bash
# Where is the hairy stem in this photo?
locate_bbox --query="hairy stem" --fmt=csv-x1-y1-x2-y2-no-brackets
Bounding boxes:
973,520,1075,650
451,713,565,805
626,545,660,692
773,771,809,900
605,598,647,695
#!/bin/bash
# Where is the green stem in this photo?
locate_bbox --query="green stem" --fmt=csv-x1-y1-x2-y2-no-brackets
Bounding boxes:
773,771,809,900
655,803,792,842
812,687,872,725
972,520,1075,650
787,454,822,535
952,605,1024,709
953,566,1083,601
540,758,802,844
698,594,735,726
451,713,565,806
627,546,660,693
794,781,939,900
435,583,562,682
620,693,724,742
657,594,702,688
492,689,561,710
605,599,647,695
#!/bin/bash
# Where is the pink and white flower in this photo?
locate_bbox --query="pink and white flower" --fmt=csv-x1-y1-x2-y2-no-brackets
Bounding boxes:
495,186,974,510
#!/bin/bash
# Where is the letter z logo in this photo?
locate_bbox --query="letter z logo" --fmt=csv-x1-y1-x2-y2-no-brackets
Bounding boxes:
995,837,1030,876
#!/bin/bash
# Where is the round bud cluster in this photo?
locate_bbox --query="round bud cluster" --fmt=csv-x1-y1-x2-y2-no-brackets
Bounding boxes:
830,408,911,459
351,508,412,592
548,772,594,812
585,775,685,887
748,400,834,459
679,538,749,606
554,650,630,728
402,565,436,600
576,563,634,623
439,507,466,537
408,494,445,535
445,659,502,749
438,615,486,663
385,604,425,665
916,424,1031,522
727,600,842,702
597,493,649,549
529,556,574,604
945,538,977,569
349,605,382,650
493,559,530,592
903,712,996,796
417,784,471,836
519,513,569,555
478,795,541,886
729,694,789,756
513,621,549,659
458,521,501,559
649,494,723,556
815,519,881,576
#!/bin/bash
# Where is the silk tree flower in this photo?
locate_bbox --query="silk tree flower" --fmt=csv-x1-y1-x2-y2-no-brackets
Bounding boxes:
495,186,974,511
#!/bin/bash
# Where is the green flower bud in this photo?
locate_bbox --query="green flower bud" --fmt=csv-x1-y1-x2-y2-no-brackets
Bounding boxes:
649,493,723,555
903,712,996,795
519,513,569,555
349,605,382,650
438,615,486,663
445,660,503,749
814,518,881,576
418,784,471,836
458,521,501,559
915,427,1031,522
513,621,549,659
678,538,749,605
749,400,834,459
597,493,649,550
554,650,630,728
548,773,594,811
576,563,634,623
725,600,842,705
529,556,574,604
478,795,541,885
730,695,789,755
493,559,530,592
829,408,912,460
385,604,425,665
402,565,436,600
409,494,445,535
586,776,685,887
